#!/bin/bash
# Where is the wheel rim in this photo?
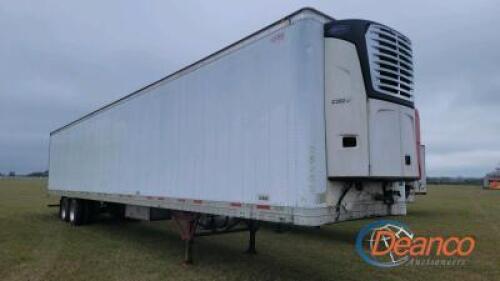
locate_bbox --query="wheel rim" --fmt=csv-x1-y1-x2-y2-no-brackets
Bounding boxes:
70,202,75,222
60,199,67,220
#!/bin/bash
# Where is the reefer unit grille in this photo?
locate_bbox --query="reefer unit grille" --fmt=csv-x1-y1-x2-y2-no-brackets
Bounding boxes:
365,24,414,101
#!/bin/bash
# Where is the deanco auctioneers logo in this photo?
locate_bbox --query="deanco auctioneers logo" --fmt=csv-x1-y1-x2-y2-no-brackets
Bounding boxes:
355,220,476,268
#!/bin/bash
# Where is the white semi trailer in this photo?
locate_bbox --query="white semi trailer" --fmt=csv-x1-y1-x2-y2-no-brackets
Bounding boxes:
48,8,425,262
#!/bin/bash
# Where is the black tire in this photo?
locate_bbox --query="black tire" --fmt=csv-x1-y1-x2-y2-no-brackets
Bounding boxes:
69,199,84,226
59,197,70,222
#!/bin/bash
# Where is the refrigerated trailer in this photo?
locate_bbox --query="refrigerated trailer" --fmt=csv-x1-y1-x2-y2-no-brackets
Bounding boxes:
48,8,425,262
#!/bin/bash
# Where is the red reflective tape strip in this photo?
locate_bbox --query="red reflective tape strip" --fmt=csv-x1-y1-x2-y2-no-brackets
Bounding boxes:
230,202,242,207
193,200,203,204
256,204,271,210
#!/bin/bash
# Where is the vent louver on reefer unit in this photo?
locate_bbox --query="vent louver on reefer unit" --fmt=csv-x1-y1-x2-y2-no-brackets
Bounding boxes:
366,24,414,101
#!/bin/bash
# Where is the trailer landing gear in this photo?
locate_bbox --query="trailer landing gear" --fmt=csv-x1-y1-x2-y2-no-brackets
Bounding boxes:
172,212,259,264
246,220,257,255
172,212,199,265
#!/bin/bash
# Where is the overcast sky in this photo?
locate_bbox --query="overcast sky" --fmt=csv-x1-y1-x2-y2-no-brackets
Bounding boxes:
1,0,499,176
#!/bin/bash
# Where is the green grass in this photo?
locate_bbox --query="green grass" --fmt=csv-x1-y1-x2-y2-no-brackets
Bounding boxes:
0,178,499,281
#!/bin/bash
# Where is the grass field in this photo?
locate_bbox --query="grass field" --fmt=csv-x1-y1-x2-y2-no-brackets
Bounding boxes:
0,178,499,281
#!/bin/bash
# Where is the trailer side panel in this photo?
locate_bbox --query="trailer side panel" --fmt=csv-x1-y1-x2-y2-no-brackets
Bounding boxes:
48,18,327,212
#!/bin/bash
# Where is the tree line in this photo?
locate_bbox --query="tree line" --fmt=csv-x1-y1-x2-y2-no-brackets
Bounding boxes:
0,170,49,177
427,177,483,185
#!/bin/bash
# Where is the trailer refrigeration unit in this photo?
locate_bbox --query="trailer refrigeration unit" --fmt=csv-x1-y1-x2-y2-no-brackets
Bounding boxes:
48,8,425,263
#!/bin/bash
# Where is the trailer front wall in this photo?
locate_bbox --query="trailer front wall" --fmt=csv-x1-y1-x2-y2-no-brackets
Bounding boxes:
49,18,327,209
